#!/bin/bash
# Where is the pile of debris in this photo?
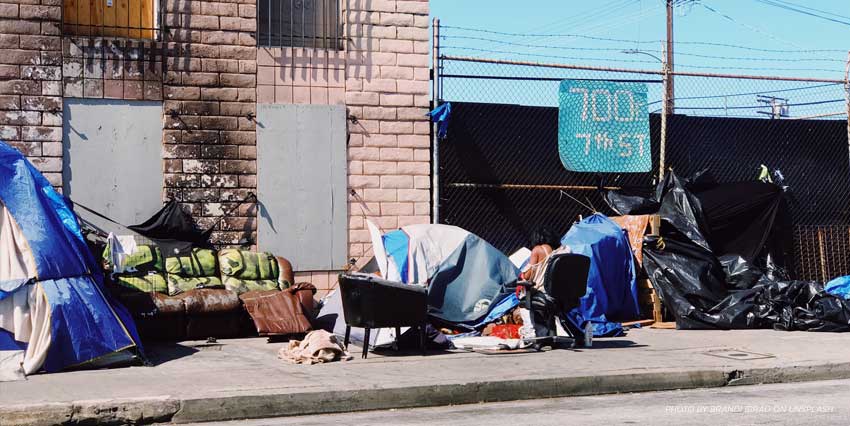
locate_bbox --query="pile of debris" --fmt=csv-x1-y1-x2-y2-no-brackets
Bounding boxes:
610,170,850,332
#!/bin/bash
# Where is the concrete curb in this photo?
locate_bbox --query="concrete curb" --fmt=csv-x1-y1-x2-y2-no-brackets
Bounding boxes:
5,363,850,425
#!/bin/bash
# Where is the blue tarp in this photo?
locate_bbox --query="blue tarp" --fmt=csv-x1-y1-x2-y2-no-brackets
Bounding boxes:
427,102,451,139
825,275,850,299
428,234,520,327
561,213,640,337
383,230,410,283
0,140,142,373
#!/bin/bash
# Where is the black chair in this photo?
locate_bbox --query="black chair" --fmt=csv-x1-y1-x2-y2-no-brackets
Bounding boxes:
541,253,591,344
338,273,428,359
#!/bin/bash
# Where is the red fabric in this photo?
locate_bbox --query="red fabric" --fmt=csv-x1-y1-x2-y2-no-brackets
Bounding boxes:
490,324,521,339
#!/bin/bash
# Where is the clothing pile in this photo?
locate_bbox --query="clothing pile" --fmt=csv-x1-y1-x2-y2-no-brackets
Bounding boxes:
278,330,352,364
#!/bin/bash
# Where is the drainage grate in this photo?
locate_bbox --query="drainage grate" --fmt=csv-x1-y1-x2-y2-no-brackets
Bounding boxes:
704,349,774,360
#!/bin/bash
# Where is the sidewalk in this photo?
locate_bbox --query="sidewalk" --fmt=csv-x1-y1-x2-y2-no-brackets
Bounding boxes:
3,328,850,425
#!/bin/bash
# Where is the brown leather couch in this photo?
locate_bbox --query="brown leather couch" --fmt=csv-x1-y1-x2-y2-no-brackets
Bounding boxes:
113,256,297,341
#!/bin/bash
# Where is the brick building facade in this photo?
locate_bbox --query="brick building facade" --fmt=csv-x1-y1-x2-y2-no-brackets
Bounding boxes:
0,0,431,296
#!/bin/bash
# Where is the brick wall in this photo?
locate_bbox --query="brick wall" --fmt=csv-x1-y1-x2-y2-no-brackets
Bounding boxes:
61,37,163,101
161,0,259,246
277,0,431,296
0,0,64,187
0,0,431,299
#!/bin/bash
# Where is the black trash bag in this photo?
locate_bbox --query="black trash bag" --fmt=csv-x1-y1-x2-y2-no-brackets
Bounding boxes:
396,324,454,350
604,190,660,216
656,172,713,253
719,255,763,290
129,200,214,256
643,234,739,329
643,235,762,329
753,280,850,332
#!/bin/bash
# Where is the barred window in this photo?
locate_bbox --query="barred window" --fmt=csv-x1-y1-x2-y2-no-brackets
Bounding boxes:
63,0,159,39
257,0,342,49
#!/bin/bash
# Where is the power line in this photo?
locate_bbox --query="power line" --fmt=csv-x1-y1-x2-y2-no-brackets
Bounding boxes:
699,2,812,50
520,0,638,46
440,46,659,65
765,0,850,21
645,82,842,105
440,35,845,63
439,25,660,44
662,40,844,53
440,46,844,74
439,24,846,53
672,98,844,110
754,0,850,27
476,0,637,52
517,4,667,56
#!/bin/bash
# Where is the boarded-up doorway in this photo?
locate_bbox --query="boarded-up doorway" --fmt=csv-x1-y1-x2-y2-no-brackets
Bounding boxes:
256,104,348,271
63,98,163,225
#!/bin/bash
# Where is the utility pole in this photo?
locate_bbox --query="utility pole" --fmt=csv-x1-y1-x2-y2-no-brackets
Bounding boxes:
666,0,675,114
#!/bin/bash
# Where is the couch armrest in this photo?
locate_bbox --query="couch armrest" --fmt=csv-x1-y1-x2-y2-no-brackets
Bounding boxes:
275,256,294,287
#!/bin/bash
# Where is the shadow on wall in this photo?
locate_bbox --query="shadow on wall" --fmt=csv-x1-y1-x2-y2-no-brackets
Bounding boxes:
345,0,373,83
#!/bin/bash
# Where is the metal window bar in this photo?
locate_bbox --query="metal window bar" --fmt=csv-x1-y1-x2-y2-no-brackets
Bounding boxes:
258,0,343,49
63,0,161,40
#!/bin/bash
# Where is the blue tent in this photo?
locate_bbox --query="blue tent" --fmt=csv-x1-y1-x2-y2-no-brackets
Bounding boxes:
369,222,520,328
0,140,142,379
561,214,640,337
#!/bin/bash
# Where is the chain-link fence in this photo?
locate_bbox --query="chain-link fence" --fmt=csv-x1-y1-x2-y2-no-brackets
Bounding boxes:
434,39,850,281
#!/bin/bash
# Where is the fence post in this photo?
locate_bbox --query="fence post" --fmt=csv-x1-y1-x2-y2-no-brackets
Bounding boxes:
660,42,669,182
845,51,850,168
431,17,441,224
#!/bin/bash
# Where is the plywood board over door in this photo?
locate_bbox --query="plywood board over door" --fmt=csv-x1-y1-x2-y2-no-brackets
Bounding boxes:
256,104,349,271
62,98,164,225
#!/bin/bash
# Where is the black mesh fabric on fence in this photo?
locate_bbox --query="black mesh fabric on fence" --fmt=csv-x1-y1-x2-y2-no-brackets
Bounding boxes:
438,101,657,253
439,101,850,279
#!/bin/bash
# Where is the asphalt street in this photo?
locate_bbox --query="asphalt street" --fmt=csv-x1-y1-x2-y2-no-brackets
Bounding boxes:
181,378,850,426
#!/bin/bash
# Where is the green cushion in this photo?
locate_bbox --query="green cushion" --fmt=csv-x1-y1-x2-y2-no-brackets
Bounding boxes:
120,245,164,273
218,249,279,281
223,276,282,294
115,274,167,294
167,275,224,296
165,248,218,277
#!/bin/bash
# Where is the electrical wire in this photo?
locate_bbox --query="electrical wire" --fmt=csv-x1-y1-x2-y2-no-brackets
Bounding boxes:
439,25,847,53
477,0,639,52
672,98,844,110
440,47,845,74
763,0,850,21
699,2,811,50
521,4,666,56
644,82,842,105
440,46,660,65
474,0,632,52
754,0,850,27
439,25,659,45
440,35,846,63
520,0,637,45
660,40,845,54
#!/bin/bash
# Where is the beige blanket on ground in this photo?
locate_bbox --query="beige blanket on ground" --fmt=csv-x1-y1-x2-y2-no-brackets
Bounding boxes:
278,330,352,365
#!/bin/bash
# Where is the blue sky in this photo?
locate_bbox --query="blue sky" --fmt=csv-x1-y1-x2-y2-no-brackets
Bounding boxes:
430,0,850,116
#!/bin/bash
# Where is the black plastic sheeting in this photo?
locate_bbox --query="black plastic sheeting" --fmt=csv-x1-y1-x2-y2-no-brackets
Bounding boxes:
440,102,849,255
620,171,850,331
128,200,214,256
